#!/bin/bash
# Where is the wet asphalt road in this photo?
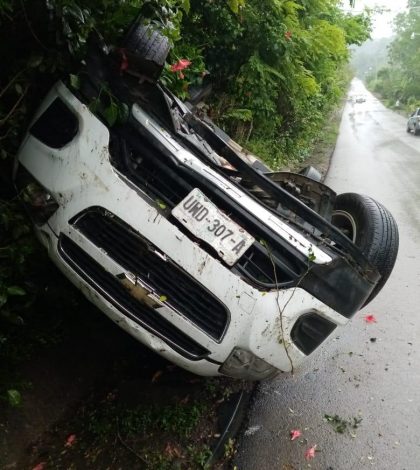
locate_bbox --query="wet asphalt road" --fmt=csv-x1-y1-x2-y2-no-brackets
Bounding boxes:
234,79,420,470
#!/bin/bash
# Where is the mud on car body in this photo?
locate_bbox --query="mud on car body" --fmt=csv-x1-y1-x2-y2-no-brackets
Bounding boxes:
14,24,399,380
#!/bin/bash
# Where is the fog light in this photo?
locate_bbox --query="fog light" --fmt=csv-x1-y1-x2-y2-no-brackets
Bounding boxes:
15,164,59,225
219,348,279,381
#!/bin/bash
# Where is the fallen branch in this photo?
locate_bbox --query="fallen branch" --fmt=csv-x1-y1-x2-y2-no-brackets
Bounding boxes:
20,0,49,51
0,85,28,128
0,68,26,100
116,418,149,467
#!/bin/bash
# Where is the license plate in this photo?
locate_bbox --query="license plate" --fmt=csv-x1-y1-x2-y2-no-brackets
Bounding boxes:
172,188,255,266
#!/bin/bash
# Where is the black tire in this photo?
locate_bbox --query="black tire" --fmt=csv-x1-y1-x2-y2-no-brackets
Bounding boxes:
406,125,411,133
331,193,399,305
122,24,170,80
414,125,420,136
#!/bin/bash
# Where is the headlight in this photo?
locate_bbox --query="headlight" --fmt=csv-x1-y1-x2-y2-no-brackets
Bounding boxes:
14,164,59,226
219,348,279,381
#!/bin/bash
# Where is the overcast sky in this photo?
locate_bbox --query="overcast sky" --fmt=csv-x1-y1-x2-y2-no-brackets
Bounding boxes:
344,0,409,38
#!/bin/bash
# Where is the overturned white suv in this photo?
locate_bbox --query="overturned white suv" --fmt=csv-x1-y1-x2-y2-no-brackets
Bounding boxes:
15,24,398,380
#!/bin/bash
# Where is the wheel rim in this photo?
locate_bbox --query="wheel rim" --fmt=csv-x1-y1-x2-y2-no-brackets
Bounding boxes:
331,210,357,242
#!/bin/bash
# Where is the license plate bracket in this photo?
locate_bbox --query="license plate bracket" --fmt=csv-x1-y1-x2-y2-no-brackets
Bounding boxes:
172,188,255,266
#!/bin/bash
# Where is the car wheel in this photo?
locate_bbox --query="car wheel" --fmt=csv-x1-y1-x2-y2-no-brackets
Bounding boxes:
407,124,411,133
415,125,420,136
122,23,170,80
332,193,399,305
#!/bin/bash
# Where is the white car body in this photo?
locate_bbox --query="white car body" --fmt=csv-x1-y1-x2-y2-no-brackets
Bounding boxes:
15,81,376,380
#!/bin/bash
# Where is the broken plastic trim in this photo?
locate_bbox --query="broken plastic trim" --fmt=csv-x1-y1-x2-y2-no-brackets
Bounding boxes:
219,348,279,381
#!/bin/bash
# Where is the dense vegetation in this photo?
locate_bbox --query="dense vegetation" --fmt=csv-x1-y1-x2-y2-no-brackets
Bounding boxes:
0,0,371,404
366,0,420,110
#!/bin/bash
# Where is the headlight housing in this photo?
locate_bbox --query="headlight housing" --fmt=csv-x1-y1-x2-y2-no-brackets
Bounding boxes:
14,164,59,226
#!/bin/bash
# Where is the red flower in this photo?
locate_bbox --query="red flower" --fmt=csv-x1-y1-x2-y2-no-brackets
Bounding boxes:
305,444,317,460
170,59,191,72
284,31,292,41
118,49,129,72
65,434,77,447
290,429,302,441
364,314,377,324
32,464,46,470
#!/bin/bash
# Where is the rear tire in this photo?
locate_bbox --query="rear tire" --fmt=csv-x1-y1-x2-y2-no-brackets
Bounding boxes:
332,193,399,305
122,24,170,80
414,125,420,136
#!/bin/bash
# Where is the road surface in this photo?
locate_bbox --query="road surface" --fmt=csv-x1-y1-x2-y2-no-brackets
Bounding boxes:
234,79,420,470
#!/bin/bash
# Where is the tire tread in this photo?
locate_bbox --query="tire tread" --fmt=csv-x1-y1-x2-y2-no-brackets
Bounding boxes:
333,193,399,305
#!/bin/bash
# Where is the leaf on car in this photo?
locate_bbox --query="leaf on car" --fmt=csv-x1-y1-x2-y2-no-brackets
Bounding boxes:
118,102,129,123
159,295,168,302
103,101,119,126
156,199,167,210
69,74,80,90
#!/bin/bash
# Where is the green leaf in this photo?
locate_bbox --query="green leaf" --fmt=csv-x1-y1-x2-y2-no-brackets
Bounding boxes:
7,286,26,296
103,101,119,126
7,389,21,407
0,292,7,308
181,0,190,14
156,199,167,210
118,102,129,124
28,55,43,68
159,295,168,302
69,74,80,90
89,97,100,114
226,0,245,14
63,4,85,23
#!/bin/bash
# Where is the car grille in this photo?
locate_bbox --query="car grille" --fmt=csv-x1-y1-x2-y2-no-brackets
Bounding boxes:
58,235,210,360
109,132,306,289
72,209,229,340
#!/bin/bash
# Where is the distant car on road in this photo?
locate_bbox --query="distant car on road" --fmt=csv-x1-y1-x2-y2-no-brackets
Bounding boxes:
407,108,420,135
354,95,366,103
